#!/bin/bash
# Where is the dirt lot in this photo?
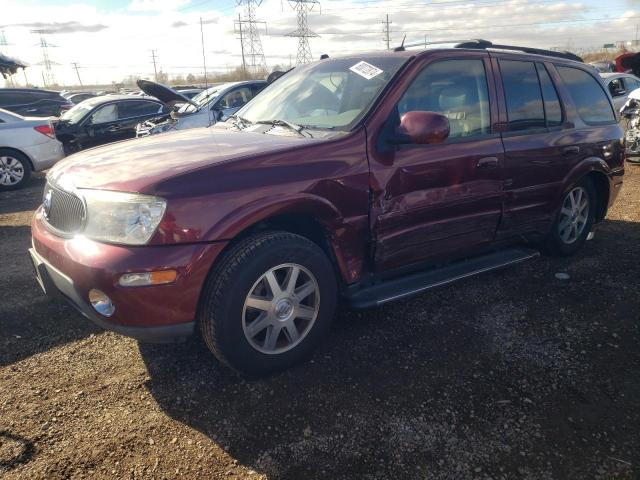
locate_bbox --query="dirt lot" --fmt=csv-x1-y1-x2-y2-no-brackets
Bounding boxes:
1,166,639,480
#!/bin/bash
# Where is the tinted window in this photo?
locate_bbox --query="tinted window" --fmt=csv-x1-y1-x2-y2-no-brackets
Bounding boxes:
556,66,616,125
398,59,491,139
218,87,253,110
536,63,563,127
625,77,640,91
0,92,38,106
119,100,161,118
500,60,545,131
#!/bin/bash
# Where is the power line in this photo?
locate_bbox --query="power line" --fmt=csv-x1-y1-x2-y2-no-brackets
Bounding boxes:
234,0,267,76
286,0,320,65
150,49,159,81
71,62,83,87
382,14,392,50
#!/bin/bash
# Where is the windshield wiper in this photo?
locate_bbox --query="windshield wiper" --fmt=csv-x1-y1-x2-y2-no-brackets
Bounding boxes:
228,114,252,129
255,119,313,138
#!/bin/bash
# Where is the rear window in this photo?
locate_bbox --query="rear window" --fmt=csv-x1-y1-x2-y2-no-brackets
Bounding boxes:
536,63,563,127
500,60,545,131
556,66,616,125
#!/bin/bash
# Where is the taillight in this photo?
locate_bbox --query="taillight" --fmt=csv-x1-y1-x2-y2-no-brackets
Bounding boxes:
34,124,55,138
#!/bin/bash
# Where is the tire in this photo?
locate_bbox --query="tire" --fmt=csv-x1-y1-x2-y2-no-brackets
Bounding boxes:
544,177,596,256
0,149,31,191
199,231,338,375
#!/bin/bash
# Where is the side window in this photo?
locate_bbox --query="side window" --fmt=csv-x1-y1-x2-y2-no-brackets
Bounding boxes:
119,101,161,118
499,60,545,131
89,104,118,124
219,87,253,110
536,63,563,127
608,78,626,97
398,58,491,139
252,84,266,96
556,66,616,125
626,77,640,92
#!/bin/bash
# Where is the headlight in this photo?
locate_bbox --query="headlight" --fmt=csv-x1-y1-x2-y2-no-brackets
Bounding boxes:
81,189,166,245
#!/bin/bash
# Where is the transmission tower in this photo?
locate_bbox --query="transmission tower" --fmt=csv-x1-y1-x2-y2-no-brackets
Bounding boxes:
286,0,319,65
0,30,8,54
234,0,267,77
32,30,58,87
382,14,392,50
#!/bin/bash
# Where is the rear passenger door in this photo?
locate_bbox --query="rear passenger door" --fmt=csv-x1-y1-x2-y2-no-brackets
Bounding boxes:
496,57,575,238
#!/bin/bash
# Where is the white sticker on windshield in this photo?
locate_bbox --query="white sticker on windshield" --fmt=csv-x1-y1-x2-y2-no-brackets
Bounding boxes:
349,61,383,80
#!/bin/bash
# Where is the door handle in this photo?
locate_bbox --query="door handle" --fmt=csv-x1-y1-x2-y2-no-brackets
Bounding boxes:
476,157,499,169
562,146,580,156
107,125,122,132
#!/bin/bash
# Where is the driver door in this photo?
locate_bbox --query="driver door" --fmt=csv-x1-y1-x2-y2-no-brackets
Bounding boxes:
369,56,505,272
214,87,254,122
83,103,128,148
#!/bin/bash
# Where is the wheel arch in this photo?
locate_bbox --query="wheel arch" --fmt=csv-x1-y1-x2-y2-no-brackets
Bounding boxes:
562,157,612,223
0,146,35,171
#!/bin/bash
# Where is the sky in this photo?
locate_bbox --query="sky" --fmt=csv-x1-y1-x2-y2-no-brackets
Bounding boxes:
1,0,640,87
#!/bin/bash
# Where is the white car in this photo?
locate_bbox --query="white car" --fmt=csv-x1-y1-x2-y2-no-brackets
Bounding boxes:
600,72,640,112
0,108,64,190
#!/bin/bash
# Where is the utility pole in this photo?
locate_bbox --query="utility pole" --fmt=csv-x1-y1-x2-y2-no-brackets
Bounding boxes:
150,49,159,82
234,0,267,77
71,62,83,87
382,14,392,50
286,0,320,65
236,13,247,78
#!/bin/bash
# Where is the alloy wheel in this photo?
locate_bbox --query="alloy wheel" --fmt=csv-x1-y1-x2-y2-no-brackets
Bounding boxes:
0,156,25,186
558,186,589,244
242,263,320,355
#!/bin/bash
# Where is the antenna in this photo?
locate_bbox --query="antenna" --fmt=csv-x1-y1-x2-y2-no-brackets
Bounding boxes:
200,17,213,128
285,0,319,65
235,0,267,78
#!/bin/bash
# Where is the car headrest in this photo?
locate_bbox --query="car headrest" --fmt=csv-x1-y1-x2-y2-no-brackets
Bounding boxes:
439,88,467,111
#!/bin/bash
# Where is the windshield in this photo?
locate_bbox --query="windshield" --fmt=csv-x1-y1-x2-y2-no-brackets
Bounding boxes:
178,86,221,114
235,56,407,131
60,102,93,124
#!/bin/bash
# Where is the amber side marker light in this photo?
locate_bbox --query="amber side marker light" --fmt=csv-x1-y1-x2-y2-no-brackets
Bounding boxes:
119,270,178,287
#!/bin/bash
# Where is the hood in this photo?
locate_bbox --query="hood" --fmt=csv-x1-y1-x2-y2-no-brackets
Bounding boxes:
49,127,315,193
136,79,197,108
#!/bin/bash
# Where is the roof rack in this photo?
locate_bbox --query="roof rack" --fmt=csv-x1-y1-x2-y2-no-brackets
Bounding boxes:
394,38,583,63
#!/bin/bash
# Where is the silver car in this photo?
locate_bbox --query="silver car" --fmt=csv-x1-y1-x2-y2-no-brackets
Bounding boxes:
600,72,640,111
0,108,64,190
135,80,266,136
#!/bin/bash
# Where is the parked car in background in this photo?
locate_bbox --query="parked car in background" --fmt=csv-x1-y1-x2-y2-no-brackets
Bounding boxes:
175,88,203,100
600,72,640,111
66,92,97,104
0,88,72,117
54,95,167,153
0,108,64,190
589,61,615,73
30,41,624,375
135,79,266,136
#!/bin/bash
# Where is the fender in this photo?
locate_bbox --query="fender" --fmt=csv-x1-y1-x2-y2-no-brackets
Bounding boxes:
560,156,610,200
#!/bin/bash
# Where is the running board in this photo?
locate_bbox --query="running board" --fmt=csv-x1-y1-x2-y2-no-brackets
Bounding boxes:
348,248,540,309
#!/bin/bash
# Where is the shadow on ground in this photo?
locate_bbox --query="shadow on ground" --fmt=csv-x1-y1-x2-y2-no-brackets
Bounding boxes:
140,220,640,480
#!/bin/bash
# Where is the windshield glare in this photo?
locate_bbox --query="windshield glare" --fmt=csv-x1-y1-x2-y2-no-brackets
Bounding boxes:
60,103,93,123
178,86,221,113
236,57,407,130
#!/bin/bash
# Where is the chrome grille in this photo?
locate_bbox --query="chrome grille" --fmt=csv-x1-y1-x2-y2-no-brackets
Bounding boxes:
43,182,85,234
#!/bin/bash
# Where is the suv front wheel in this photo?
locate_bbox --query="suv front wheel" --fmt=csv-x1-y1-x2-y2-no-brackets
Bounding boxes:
199,231,337,375
545,177,596,256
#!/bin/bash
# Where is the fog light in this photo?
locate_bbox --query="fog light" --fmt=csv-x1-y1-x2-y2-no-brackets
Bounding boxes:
88,289,115,317
118,270,177,287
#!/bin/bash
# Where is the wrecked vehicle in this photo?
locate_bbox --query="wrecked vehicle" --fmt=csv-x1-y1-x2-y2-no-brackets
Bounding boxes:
30,40,624,375
135,79,266,136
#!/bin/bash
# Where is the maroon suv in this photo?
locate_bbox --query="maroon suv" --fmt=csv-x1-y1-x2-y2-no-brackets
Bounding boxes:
30,41,625,374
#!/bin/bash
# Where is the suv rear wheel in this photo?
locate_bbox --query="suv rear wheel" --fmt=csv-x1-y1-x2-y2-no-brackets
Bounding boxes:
545,177,596,256
199,231,337,375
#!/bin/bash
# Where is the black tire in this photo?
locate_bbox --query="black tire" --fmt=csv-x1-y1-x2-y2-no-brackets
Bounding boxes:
199,231,337,375
544,177,597,256
0,149,31,191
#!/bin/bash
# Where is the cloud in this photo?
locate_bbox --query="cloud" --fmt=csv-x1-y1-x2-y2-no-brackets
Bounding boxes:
5,21,108,34
128,0,190,12
172,21,188,28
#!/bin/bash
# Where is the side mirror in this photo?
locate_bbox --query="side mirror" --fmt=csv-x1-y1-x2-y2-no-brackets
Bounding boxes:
395,111,450,145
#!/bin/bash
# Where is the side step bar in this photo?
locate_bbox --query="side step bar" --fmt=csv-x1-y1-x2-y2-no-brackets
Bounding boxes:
348,248,540,309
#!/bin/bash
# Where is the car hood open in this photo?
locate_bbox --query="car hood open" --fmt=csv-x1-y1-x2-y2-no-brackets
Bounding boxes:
48,127,316,193
136,79,197,108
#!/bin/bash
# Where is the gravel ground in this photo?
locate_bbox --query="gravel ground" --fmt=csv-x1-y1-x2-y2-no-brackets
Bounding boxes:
1,167,639,479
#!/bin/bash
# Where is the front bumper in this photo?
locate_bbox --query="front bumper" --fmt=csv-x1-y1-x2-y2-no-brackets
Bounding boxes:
30,209,227,342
